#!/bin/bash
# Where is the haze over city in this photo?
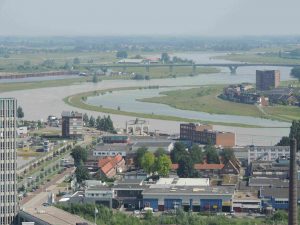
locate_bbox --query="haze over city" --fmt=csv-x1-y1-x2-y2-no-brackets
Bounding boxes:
1,1,300,225
0,0,300,36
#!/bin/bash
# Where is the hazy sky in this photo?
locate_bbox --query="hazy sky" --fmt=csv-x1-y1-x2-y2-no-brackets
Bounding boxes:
0,0,299,36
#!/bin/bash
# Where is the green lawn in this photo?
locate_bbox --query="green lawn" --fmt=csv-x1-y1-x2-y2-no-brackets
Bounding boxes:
0,77,88,93
140,86,300,122
63,86,262,128
214,52,300,65
140,86,263,117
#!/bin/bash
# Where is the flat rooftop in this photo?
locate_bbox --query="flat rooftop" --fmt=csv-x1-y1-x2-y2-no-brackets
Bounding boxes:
143,185,234,196
233,191,260,201
95,143,129,151
21,207,92,225
154,178,210,187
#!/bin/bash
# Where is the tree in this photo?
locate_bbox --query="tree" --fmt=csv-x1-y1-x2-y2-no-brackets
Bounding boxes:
189,145,203,164
75,164,90,183
161,52,170,63
276,136,290,146
177,155,195,178
89,116,95,127
83,113,89,125
92,74,98,83
271,210,288,223
291,67,300,80
136,147,147,168
95,116,101,129
170,142,186,163
289,120,300,149
141,152,155,174
205,145,220,164
154,148,166,157
116,51,128,58
155,154,172,176
73,57,80,65
17,106,24,119
221,148,235,163
96,115,115,133
71,146,88,167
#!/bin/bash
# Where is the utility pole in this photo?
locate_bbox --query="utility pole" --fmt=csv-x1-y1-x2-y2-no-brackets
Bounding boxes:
288,138,298,225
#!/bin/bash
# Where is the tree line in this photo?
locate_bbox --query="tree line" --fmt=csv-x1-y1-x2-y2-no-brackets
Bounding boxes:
136,147,172,176
170,142,235,178
56,203,291,225
83,113,115,133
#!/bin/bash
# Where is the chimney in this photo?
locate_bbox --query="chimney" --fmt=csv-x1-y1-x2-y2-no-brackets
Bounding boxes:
288,138,298,225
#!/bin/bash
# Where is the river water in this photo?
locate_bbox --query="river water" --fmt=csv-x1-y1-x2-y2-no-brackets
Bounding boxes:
0,52,295,146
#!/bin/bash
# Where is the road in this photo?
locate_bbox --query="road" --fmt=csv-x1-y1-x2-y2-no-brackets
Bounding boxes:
21,167,92,225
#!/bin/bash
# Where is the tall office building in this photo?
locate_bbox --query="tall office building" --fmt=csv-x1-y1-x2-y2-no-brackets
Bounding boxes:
0,98,18,225
61,111,83,139
256,70,280,91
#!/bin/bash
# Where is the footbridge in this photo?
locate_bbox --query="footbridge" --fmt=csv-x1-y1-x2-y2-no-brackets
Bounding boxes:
88,63,298,74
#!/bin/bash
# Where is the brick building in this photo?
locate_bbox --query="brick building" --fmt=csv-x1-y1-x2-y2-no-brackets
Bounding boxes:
98,155,126,178
180,123,235,147
256,70,280,91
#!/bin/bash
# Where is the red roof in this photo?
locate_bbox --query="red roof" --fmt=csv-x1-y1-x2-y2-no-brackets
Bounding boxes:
171,164,179,170
194,163,224,170
98,155,123,175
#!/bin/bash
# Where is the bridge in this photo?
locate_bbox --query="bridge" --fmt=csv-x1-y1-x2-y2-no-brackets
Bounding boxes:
88,63,298,74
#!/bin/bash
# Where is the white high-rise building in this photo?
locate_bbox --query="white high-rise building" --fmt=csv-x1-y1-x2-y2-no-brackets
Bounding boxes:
0,98,18,225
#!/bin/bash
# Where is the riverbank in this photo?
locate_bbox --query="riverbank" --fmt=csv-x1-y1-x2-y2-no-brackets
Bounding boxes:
0,67,219,93
0,77,88,93
64,86,270,128
214,52,300,65
140,86,300,122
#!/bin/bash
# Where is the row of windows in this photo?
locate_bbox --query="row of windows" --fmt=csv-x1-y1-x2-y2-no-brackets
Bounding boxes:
0,195,16,204
0,163,16,171
0,184,16,192
0,173,16,181
0,141,16,149
0,131,16,138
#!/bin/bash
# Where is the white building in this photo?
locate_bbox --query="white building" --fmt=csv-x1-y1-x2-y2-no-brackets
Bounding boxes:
93,144,128,157
0,98,18,225
247,146,290,164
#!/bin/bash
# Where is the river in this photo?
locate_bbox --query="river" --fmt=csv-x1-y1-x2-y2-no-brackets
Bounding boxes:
0,52,295,146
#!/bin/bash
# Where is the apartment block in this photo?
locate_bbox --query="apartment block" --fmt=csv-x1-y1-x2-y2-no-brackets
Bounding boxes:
0,98,18,225
180,123,235,147
61,111,83,138
256,70,280,91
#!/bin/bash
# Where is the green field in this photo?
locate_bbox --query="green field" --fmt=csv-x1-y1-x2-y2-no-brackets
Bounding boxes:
0,77,88,93
124,66,219,79
63,86,262,128
140,86,264,117
214,52,300,65
140,86,300,122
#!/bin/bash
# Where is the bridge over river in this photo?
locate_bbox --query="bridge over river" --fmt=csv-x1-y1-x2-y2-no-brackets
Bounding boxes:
88,63,298,74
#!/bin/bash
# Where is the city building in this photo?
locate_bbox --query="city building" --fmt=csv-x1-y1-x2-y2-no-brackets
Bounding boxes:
93,143,129,157
232,191,261,213
247,145,290,164
142,178,234,212
131,139,174,153
101,135,129,144
180,123,235,147
126,119,150,136
249,161,289,179
98,155,126,178
256,70,280,91
61,111,83,139
0,98,18,225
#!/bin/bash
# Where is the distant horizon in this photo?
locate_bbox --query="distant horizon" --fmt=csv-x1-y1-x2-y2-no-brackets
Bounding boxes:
0,0,300,36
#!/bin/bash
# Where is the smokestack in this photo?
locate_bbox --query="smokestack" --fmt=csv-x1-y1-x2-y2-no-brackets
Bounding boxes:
288,138,298,225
